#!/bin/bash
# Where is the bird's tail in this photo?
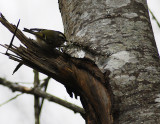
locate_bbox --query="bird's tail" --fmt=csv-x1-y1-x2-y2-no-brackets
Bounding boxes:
23,28,44,34
23,28,35,35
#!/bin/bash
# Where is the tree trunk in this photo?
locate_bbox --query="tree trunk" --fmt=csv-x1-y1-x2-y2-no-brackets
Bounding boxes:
59,0,160,123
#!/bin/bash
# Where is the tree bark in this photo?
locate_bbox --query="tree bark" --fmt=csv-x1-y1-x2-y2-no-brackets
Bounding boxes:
59,0,160,124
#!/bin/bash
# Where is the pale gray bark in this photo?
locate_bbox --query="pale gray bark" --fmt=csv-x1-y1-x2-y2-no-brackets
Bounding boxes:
59,0,160,123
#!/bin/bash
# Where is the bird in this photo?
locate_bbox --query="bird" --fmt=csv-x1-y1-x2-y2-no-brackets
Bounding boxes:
12,28,67,75
23,28,67,48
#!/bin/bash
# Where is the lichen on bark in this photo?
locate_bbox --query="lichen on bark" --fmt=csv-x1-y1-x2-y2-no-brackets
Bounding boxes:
59,0,160,123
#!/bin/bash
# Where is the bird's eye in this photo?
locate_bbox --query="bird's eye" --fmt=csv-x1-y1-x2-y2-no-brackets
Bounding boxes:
42,33,47,40
42,33,45,38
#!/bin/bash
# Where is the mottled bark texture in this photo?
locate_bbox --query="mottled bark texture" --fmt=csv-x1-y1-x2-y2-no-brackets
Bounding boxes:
59,0,160,124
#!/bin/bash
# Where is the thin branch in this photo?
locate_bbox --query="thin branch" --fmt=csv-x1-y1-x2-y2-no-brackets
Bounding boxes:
39,77,50,115
33,70,40,124
0,94,23,107
0,78,85,114
149,9,160,28
6,19,20,54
